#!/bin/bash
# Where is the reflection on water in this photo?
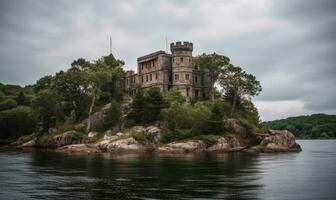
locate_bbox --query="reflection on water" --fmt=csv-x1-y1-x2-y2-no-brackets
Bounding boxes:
0,140,336,199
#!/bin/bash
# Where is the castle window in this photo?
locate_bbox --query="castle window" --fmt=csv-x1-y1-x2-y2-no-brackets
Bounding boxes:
195,65,198,70
155,72,158,80
142,76,144,82
195,76,198,83
169,76,172,82
146,75,148,82
180,57,183,63
186,74,190,80
195,90,199,97
150,74,152,81
175,74,179,80
187,88,190,97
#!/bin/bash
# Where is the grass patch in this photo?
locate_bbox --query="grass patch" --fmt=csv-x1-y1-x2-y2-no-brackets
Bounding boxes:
194,134,218,146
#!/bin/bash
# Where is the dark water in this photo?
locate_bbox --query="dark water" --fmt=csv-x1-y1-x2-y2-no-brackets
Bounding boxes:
0,140,335,200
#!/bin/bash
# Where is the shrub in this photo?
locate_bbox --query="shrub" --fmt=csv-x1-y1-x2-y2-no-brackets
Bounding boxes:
196,134,218,146
161,129,194,143
16,91,30,105
0,91,5,101
0,99,18,111
0,106,36,139
163,89,186,106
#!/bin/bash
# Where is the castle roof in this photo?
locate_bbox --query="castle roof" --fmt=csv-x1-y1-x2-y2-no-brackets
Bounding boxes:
137,51,169,62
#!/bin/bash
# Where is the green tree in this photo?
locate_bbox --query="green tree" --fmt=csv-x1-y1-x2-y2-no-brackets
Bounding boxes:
219,64,262,116
32,90,59,130
196,53,230,100
0,106,36,139
54,68,88,121
0,99,17,111
128,89,146,123
34,75,54,93
164,88,186,106
0,91,5,101
143,87,165,122
16,91,30,105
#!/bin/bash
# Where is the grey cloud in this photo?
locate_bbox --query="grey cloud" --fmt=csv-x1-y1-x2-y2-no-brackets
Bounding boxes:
0,0,335,120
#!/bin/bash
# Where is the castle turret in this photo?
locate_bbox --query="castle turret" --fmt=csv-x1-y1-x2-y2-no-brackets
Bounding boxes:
170,41,193,98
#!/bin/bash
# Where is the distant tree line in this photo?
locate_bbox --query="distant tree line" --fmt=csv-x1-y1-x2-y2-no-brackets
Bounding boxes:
264,114,336,139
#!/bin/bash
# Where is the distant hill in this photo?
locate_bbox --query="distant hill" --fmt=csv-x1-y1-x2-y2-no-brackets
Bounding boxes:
263,114,336,139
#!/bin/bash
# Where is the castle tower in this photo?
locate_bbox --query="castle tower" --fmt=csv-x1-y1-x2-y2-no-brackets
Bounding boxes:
170,41,193,98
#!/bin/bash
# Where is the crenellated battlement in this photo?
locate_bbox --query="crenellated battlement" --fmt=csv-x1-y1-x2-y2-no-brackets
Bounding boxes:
170,41,193,52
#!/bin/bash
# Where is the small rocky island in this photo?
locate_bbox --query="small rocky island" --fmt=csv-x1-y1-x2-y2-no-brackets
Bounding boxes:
10,101,301,154
1,41,301,154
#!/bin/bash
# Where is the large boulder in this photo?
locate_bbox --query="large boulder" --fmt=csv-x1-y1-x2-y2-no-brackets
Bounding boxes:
103,129,115,140
38,130,84,148
260,130,302,152
157,140,206,153
226,118,249,137
21,138,37,147
104,137,146,153
207,137,230,152
88,131,98,138
145,126,161,142
9,133,37,146
56,144,101,154
132,126,146,133
206,136,247,152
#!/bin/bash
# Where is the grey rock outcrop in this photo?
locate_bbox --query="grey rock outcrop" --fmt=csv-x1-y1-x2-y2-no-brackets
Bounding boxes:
226,118,249,137
56,144,101,154
244,130,302,153
21,138,37,147
261,130,301,152
9,133,37,146
88,131,98,138
104,137,146,153
206,136,247,152
207,137,230,152
38,130,84,148
157,140,206,153
132,126,145,133
145,126,161,142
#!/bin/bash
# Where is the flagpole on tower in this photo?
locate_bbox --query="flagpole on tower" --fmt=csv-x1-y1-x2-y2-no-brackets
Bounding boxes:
109,36,112,55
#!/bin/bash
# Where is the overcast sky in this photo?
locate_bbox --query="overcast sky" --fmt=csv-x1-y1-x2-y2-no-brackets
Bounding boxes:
0,0,335,121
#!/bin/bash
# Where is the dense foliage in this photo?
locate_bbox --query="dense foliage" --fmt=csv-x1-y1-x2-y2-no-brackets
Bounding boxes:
0,54,125,141
128,87,165,125
0,106,36,139
0,51,269,144
264,114,336,139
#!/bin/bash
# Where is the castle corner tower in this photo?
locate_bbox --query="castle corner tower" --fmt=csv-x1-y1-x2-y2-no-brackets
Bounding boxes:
170,41,193,98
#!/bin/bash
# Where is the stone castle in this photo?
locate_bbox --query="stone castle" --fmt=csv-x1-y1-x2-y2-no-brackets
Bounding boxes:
124,41,210,99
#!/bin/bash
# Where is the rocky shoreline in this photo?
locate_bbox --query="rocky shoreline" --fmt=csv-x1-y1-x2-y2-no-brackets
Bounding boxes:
8,122,302,155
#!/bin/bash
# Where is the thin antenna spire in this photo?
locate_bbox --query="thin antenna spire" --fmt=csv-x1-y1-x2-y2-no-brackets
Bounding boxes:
109,36,112,55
